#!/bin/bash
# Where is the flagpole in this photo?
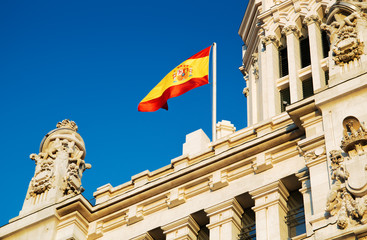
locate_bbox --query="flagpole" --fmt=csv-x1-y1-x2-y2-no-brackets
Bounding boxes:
212,42,217,142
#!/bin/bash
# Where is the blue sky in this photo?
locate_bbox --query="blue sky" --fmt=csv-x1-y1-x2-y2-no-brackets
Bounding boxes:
0,0,248,226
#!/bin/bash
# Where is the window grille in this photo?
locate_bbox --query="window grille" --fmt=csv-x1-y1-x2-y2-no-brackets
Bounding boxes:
238,209,256,240
238,223,256,240
286,190,306,238
302,78,314,99
280,87,290,112
279,47,288,77
300,37,311,68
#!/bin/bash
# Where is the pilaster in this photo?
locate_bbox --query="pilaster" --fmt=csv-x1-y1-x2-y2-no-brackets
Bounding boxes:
205,198,243,240
162,215,200,240
259,39,267,122
303,147,329,215
250,181,289,240
250,53,259,125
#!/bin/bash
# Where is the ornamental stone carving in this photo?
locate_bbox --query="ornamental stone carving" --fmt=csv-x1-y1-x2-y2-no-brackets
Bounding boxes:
262,35,281,48
251,53,259,80
282,25,301,37
322,1,367,65
243,87,249,97
27,120,91,199
303,15,321,26
326,116,367,229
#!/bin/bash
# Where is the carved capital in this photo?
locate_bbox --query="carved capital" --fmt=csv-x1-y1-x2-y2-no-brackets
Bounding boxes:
282,25,301,37
303,15,321,26
262,35,281,48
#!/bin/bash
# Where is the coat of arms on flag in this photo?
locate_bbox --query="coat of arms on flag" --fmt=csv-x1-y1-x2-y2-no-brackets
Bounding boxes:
173,65,193,83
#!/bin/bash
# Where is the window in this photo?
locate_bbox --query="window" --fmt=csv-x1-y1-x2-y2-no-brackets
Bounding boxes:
286,190,306,238
322,30,330,58
280,87,290,112
324,70,329,86
302,78,314,99
279,47,288,77
238,209,256,240
300,37,311,68
192,210,210,240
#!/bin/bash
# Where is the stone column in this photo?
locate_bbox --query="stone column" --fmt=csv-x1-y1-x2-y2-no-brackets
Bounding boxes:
162,215,200,240
250,181,289,240
263,35,281,118
205,198,243,240
296,170,313,236
283,25,303,103
304,15,325,91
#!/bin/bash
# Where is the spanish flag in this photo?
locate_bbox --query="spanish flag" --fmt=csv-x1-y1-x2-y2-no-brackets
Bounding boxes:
138,46,212,112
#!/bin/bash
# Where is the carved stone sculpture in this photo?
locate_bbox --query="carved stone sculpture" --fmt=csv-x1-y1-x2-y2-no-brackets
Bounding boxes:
322,1,367,65
326,116,367,229
26,120,91,200
251,53,259,80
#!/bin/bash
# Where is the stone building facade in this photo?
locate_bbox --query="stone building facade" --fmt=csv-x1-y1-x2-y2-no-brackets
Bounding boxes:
1,0,367,239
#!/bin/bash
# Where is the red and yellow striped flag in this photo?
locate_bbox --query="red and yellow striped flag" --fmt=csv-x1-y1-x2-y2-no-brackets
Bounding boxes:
138,46,211,112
